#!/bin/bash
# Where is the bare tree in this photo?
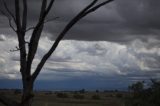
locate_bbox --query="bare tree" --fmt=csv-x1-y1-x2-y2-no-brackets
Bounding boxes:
0,0,113,106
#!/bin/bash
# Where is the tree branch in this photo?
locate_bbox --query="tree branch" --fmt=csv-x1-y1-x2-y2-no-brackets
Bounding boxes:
15,0,27,75
26,0,55,76
15,0,21,30
26,0,47,76
44,17,59,24
25,17,59,32
22,0,27,32
44,0,55,17
84,0,114,15
10,42,29,52
39,0,47,21
10,46,20,52
0,10,16,32
1,0,16,23
32,0,114,81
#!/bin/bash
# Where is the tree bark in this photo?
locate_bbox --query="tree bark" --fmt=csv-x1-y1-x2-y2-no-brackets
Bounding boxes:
0,80,34,106
21,80,34,106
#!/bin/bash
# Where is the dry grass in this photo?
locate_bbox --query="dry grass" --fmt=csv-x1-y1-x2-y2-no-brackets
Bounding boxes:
0,91,125,106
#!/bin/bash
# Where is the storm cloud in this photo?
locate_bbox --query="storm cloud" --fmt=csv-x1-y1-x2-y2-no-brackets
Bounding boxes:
0,0,160,41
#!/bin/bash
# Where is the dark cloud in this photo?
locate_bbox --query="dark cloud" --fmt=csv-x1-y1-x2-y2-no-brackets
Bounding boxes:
45,0,160,42
0,0,160,42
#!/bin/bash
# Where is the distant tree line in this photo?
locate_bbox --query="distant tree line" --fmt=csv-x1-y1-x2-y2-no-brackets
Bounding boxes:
126,79,160,106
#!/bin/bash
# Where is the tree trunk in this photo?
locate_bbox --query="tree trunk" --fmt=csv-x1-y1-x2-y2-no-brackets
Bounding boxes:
20,81,34,106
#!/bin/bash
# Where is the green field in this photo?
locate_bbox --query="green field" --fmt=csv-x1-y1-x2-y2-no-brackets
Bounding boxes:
0,90,126,106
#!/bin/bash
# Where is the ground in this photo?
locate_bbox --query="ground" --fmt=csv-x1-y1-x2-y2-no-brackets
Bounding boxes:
0,90,126,106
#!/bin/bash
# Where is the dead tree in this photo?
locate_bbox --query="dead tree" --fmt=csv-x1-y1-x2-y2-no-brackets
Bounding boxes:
0,0,113,106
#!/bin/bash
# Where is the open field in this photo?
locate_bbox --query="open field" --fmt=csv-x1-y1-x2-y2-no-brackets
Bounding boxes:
0,90,126,106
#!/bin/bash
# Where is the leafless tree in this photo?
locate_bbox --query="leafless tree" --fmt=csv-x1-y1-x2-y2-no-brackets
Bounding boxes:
0,0,113,106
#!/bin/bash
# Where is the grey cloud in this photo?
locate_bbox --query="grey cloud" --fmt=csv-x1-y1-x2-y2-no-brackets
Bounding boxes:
0,36,159,83
45,0,160,43
1,0,160,42
37,39,160,79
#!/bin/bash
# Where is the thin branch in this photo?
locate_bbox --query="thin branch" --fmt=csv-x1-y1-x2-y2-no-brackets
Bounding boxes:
8,19,16,32
0,10,16,32
25,17,59,32
10,49,20,52
1,0,16,23
32,0,114,81
10,46,20,52
25,26,35,32
10,41,30,52
44,17,59,23
44,0,55,16
84,0,114,15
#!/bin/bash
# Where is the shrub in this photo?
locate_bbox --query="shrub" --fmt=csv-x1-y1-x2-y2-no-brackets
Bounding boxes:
14,89,21,95
96,90,99,93
126,79,160,106
73,94,85,99
92,94,101,100
79,89,85,94
56,92,68,98
106,94,114,97
45,91,52,95
116,93,123,98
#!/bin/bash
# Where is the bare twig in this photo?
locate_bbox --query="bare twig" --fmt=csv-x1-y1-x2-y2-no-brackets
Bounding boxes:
0,10,16,32
10,41,29,52
10,46,20,52
84,0,114,15
44,17,59,23
44,0,55,16
1,0,16,23
25,17,59,32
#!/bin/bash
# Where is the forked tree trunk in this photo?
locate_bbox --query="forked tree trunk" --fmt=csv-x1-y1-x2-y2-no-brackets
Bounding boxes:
21,80,34,106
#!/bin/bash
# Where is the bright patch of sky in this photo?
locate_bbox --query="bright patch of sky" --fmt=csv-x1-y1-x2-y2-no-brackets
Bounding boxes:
0,34,159,83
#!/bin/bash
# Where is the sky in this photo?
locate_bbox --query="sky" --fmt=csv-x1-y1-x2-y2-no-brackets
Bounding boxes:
0,0,160,90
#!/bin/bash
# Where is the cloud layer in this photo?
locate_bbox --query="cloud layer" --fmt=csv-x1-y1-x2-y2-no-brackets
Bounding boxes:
0,35,159,86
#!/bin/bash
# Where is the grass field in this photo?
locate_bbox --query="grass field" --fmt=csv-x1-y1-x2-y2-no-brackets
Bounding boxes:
0,90,126,106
